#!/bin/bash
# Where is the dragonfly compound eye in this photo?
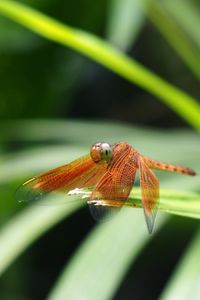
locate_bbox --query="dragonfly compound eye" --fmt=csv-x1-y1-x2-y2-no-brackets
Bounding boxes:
90,142,112,163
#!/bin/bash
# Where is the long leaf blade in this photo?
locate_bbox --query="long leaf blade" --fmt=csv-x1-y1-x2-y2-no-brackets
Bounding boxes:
0,200,82,276
148,0,200,80
160,229,200,300
106,0,146,50
47,210,166,300
0,188,199,278
0,1,199,129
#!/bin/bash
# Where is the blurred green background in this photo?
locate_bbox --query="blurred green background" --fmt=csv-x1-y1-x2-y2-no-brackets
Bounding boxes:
0,0,200,299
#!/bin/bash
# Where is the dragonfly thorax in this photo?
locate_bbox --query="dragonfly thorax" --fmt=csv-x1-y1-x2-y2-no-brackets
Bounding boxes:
90,142,112,163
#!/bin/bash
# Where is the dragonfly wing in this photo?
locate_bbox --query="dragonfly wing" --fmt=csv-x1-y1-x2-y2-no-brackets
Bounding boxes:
16,154,107,204
88,157,137,220
138,156,159,234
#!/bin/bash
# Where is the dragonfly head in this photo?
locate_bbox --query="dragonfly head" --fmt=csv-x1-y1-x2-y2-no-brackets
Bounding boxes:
90,142,112,163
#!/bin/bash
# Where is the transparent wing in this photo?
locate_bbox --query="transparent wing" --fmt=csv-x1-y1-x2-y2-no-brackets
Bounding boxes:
88,158,137,220
16,154,107,205
138,156,159,234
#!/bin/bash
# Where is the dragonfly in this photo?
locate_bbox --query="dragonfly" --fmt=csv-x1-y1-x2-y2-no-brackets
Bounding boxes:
16,142,196,233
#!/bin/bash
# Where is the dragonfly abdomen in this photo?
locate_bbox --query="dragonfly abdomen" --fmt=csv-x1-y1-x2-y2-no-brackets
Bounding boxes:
145,158,196,176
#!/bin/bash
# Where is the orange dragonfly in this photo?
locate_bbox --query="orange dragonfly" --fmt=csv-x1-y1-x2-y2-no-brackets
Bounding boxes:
16,142,196,233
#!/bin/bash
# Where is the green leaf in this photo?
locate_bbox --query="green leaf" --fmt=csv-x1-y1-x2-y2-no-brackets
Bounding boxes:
106,0,146,50
129,189,200,219
0,174,199,277
160,229,200,300
163,0,200,50
47,210,166,300
46,189,200,300
148,0,200,80
0,1,200,129
0,199,82,276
